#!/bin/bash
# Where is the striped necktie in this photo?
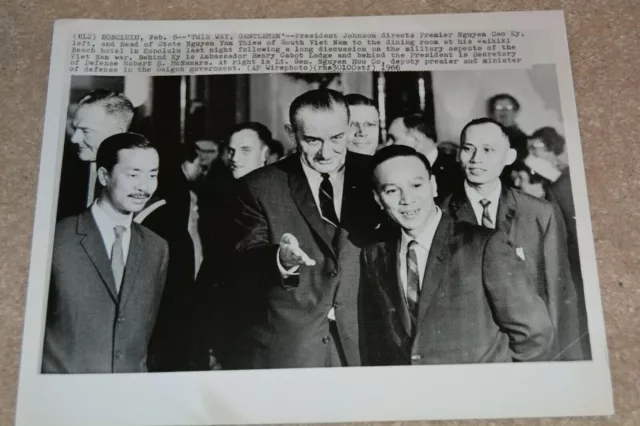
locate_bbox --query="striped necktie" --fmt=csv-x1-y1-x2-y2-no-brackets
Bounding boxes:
319,173,339,227
406,240,420,327
479,198,494,228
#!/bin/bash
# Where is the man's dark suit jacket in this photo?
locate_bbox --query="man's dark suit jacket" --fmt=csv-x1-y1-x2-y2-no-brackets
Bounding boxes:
360,213,554,365
441,184,585,360
137,166,199,371
42,210,169,374
431,149,463,206
230,152,380,369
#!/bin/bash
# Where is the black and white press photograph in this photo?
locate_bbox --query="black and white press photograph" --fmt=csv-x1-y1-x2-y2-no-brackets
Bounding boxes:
44,66,591,375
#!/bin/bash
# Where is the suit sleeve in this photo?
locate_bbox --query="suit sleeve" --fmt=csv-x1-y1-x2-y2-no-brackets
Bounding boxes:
543,204,584,360
482,230,555,362
233,180,295,289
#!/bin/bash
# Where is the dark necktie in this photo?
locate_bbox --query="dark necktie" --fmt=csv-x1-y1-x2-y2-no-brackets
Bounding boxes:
479,198,494,228
406,240,420,328
319,173,339,227
111,225,126,293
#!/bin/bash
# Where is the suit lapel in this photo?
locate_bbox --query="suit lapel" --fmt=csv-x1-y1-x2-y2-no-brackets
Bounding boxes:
448,189,478,225
287,155,337,259
380,238,412,338
78,211,118,303
417,215,453,323
496,185,517,235
118,224,143,307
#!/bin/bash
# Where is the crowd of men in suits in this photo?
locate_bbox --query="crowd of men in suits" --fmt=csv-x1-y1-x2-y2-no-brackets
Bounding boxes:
42,86,590,374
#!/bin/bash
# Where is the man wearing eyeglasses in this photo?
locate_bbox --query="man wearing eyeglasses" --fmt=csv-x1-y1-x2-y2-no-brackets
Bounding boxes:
487,93,528,162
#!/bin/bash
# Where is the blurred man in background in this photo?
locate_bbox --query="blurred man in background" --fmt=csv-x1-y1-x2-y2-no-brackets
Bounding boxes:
227,122,272,179
345,94,380,156
61,90,135,216
387,113,462,205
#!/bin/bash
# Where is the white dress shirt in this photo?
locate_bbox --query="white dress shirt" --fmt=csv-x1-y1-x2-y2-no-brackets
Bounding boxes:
397,207,442,296
91,201,133,264
425,147,438,168
464,180,501,229
86,162,98,208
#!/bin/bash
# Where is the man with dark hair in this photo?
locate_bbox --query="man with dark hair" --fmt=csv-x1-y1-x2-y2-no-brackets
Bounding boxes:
227,88,381,369
59,90,136,219
227,122,272,179
345,93,380,156
43,132,168,373
487,93,528,162
265,138,285,164
360,145,553,365
387,112,462,204
441,118,586,360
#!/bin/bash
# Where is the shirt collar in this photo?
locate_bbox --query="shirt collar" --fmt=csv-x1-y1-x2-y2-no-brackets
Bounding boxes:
299,155,346,185
464,180,502,207
91,200,133,232
400,207,442,252
426,147,438,168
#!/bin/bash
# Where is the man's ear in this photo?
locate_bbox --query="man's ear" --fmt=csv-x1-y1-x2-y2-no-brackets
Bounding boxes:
260,144,269,165
373,190,383,210
506,147,517,166
430,174,438,199
285,123,296,145
97,166,109,187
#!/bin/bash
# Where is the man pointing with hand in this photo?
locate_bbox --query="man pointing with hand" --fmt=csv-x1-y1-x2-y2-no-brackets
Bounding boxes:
230,89,381,369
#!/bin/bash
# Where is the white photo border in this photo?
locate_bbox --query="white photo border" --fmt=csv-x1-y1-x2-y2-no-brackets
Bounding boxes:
16,10,614,426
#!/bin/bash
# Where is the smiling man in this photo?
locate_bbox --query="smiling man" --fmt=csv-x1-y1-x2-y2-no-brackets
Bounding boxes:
43,132,169,374
68,90,135,209
360,144,553,366
442,117,586,361
226,89,381,369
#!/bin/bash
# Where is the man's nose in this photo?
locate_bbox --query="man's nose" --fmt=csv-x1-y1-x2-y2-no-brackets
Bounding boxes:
70,129,83,144
320,142,333,159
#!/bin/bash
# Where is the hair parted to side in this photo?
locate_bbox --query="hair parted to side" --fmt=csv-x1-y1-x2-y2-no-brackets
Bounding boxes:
344,93,377,110
398,112,437,143
370,144,433,188
78,89,135,131
289,89,350,131
459,117,511,147
96,132,156,173
229,122,273,147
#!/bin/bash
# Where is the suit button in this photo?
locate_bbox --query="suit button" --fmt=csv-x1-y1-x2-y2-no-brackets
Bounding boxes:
411,354,422,361
322,336,331,344
327,271,338,278
115,350,122,359
117,317,125,323
333,302,339,308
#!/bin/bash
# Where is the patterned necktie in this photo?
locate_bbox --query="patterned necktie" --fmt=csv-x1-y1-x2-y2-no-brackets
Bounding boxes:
479,198,494,228
319,173,339,227
111,225,126,293
406,240,420,324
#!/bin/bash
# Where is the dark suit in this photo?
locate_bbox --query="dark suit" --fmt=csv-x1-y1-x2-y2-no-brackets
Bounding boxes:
361,213,554,365
230,152,380,369
42,210,169,373
431,150,463,206
442,185,585,360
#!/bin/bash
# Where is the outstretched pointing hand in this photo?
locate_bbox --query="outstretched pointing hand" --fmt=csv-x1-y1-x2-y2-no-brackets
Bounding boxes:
279,233,316,270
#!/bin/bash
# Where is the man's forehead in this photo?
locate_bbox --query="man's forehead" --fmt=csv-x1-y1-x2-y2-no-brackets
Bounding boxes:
196,140,217,150
465,123,508,144
296,105,348,127
350,104,378,118
74,104,109,125
230,129,261,147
